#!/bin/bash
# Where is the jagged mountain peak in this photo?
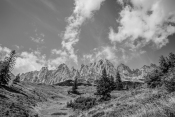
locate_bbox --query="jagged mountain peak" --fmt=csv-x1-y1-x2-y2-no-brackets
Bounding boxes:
20,59,156,85
57,63,68,69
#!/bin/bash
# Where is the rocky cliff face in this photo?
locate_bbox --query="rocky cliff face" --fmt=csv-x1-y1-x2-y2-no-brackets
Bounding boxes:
20,59,157,85
20,63,72,84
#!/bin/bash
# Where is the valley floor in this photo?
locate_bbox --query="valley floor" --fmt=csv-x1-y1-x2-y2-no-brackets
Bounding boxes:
1,82,175,117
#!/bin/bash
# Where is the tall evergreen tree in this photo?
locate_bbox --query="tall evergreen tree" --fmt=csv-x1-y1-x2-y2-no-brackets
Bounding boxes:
159,55,169,74
0,50,16,86
96,68,112,100
116,71,123,90
72,77,78,94
168,52,175,68
109,75,116,90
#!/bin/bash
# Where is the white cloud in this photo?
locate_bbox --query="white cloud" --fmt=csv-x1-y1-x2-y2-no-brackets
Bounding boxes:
39,0,57,12
62,0,105,64
109,0,175,49
82,46,119,65
31,29,45,44
0,46,11,60
14,51,46,75
82,45,146,66
95,46,118,61
47,57,67,70
0,45,71,75
30,37,44,44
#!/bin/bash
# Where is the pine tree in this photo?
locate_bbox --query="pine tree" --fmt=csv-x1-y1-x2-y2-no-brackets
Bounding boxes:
96,68,112,100
0,50,16,86
109,75,116,90
13,74,20,84
168,52,175,68
159,55,169,74
72,77,78,94
116,71,123,90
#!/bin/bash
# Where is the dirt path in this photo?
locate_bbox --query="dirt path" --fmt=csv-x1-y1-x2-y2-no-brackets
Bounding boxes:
36,96,75,117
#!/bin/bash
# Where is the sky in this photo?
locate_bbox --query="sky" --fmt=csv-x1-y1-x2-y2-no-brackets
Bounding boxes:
0,0,175,75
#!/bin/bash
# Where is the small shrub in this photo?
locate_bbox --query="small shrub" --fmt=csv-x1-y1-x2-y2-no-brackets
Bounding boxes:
67,97,97,110
92,111,105,117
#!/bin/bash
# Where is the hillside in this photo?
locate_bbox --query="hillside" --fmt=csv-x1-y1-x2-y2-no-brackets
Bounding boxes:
1,82,175,117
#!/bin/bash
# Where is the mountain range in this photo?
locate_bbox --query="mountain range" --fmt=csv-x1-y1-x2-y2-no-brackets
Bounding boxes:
20,59,157,85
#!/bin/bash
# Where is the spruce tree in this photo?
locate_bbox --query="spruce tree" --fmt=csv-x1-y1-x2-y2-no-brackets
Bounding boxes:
109,75,116,90
72,77,78,94
0,50,16,86
96,68,112,100
116,71,123,90
159,55,169,74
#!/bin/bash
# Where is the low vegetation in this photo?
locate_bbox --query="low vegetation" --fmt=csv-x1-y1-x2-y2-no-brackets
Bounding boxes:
67,96,97,111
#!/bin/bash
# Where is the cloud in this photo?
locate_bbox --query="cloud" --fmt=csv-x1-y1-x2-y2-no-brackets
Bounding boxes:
0,46,11,60
62,0,105,64
14,50,46,75
109,0,175,49
39,0,57,12
31,31,45,44
82,46,119,65
0,45,71,75
30,37,44,44
82,45,146,66
95,46,118,62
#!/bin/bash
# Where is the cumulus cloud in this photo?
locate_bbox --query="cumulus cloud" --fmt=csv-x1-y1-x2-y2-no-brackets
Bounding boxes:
0,45,72,75
62,0,105,64
95,46,118,62
109,0,175,49
14,51,46,75
82,45,146,66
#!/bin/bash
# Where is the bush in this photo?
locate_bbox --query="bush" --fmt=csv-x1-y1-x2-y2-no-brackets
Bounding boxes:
66,97,97,110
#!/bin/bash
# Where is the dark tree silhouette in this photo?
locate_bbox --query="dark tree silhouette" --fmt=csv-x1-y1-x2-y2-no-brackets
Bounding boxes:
72,77,78,94
96,68,112,100
109,75,116,90
115,71,123,90
0,50,16,86
168,52,175,68
159,55,169,74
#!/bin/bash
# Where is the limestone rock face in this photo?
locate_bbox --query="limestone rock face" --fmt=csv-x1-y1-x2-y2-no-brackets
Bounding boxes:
20,64,72,85
20,59,157,85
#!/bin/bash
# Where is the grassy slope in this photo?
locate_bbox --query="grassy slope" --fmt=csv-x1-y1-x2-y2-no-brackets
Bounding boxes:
76,87,175,117
1,82,175,117
0,82,73,117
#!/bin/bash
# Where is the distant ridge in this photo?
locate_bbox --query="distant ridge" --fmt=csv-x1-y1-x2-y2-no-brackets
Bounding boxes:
20,59,157,85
